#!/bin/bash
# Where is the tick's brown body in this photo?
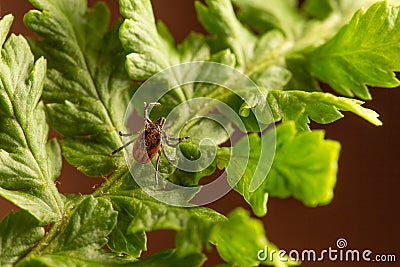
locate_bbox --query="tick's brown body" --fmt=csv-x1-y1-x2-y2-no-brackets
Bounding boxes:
112,102,189,186
133,119,163,164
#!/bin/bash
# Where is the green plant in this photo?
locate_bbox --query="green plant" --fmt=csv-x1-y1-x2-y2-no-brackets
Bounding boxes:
0,0,398,266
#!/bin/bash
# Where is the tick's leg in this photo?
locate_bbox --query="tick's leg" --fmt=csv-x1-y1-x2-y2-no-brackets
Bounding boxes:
119,131,135,137
164,132,190,147
161,142,176,162
111,139,135,155
144,102,160,124
155,150,162,187
119,130,141,137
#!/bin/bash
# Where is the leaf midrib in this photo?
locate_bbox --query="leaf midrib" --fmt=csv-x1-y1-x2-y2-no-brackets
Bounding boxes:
3,80,63,219
315,40,400,59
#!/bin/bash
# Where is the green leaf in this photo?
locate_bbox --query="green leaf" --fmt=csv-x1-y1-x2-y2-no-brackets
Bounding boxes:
129,249,205,267
46,138,62,181
109,195,224,256
302,0,400,20
177,32,210,63
119,0,177,79
93,169,224,257
194,0,320,96
189,49,236,99
196,0,299,91
169,142,218,186
265,123,340,205
18,247,134,267
19,196,122,266
225,133,272,217
284,55,321,91
302,0,335,20
48,197,116,251
196,0,400,98
120,0,224,125
108,221,146,259
103,171,297,266
0,15,63,224
24,0,133,177
294,0,395,60
232,0,305,38
196,0,257,68
228,122,340,216
107,185,147,258
228,89,382,132
59,135,128,177
212,208,297,267
0,211,44,267
0,14,13,48
165,120,222,186
267,90,382,130
309,1,400,99
119,0,210,80
181,117,234,146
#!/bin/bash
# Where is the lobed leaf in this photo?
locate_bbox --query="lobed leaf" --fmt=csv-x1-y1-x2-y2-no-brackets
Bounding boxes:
212,208,266,266
120,0,211,81
232,0,305,38
197,0,400,100
266,90,382,130
195,0,322,94
309,1,400,99
195,0,257,69
302,0,387,20
196,0,305,92
212,208,297,267
101,171,224,257
107,199,147,258
112,196,223,256
119,0,178,80
0,15,63,224
98,171,293,266
0,211,44,267
24,0,133,177
18,249,134,267
128,249,205,267
18,196,123,266
266,123,340,206
227,122,340,216
284,55,321,92
222,88,382,132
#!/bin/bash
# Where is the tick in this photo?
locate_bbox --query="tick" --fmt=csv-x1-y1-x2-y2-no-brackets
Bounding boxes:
112,102,190,186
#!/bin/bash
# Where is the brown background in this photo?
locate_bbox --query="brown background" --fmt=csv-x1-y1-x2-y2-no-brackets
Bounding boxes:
0,1,399,266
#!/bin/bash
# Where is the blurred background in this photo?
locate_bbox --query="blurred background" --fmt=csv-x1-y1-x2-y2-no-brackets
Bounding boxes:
0,1,399,266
